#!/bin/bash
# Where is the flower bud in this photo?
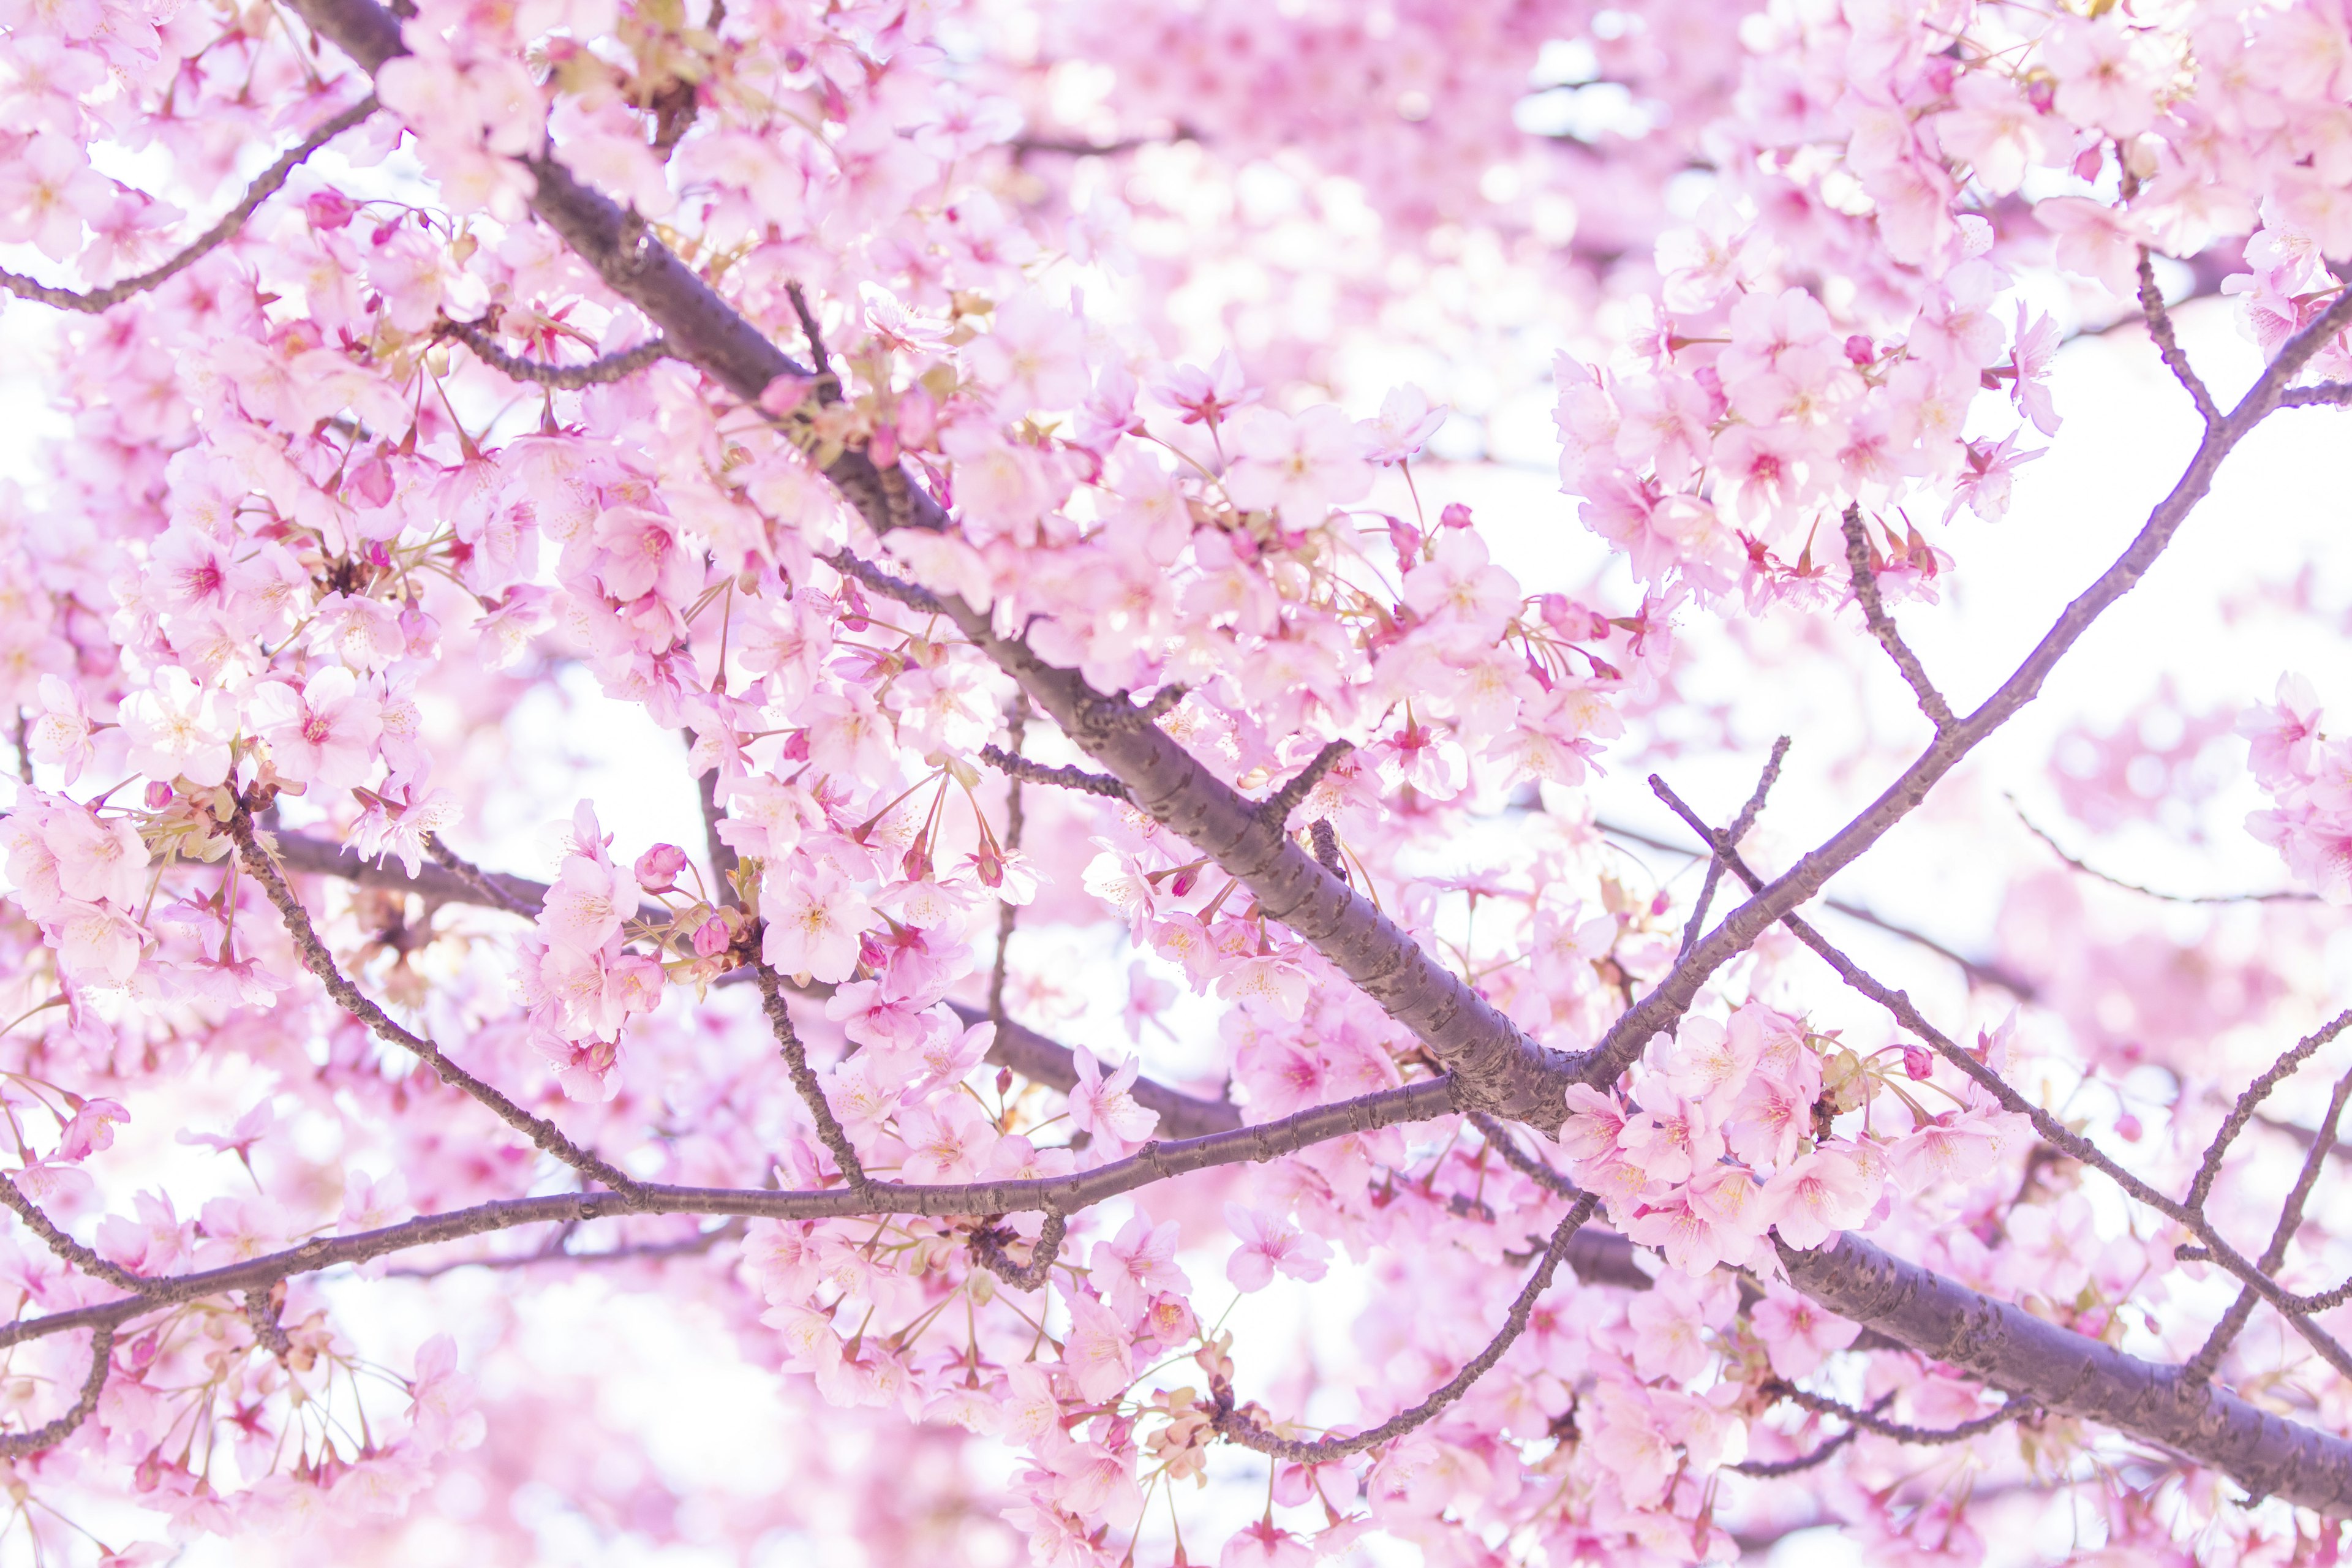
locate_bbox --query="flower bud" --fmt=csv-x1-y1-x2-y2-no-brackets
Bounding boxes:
143,782,175,810
691,914,731,958
635,843,688,889
1439,502,1474,529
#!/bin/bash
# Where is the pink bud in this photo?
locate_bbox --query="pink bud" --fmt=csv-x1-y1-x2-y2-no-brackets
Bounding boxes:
2116,1112,2144,1143
635,843,688,889
1439,502,1474,529
973,843,1005,889
2071,143,2104,182
401,604,440,657
780,729,810,763
1901,1042,1933,1080
1168,867,1198,899
1843,334,1877,368
901,842,933,882
306,189,359,230
143,782,175,810
691,914,731,958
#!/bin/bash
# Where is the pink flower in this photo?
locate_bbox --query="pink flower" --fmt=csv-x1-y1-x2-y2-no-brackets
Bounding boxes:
1149,351,1256,427
252,666,383,793
1761,1144,1880,1251
56,1098,128,1163
0,131,113,262
1222,407,1373,521
761,861,873,983
1093,1215,1186,1320
1223,1203,1331,1291
121,668,232,788
1069,1049,1159,1151
1749,1285,1860,1379
1358,384,1448,465
2242,674,2323,788
1061,1294,1134,1402
2036,197,2154,298
25,675,92,783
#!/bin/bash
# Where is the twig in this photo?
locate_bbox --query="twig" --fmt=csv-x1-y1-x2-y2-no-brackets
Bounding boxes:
1210,1194,1598,1461
0,1175,153,1296
1675,737,1791,964
244,1288,293,1361
2138,247,2222,427
750,960,873,1194
989,697,1030,1026
977,743,1129,801
2012,802,2316,905
2281,383,2352,409
968,1210,1066,1291
439,319,674,389
1309,818,1348,883
0,98,379,315
1258,741,1354,829
2188,1011,2352,1212
2187,1059,2352,1380
227,802,648,1202
1732,1393,1891,1477
0,1326,111,1460
1594,818,2038,998
424,832,540,915
1134,685,1189,723
1841,504,1956,733
1649,780,2352,1381
1777,1382,2027,1446
785,280,836,396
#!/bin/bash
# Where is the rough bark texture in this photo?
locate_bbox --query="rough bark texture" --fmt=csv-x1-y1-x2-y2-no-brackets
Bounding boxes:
1785,1234,2352,1512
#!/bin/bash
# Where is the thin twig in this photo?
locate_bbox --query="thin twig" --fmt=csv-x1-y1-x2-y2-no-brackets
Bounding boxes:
1210,1193,1598,1461
227,802,647,1202
750,959,873,1194
989,696,1030,1026
1676,737,1792,964
785,280,837,398
1841,504,1956,733
2186,1060,2352,1381
0,1326,111,1460
0,1175,153,1296
2138,247,2222,427
0,98,379,314
440,319,674,388
1309,818,1348,883
1649,780,2352,1381
1594,818,2038,998
423,832,540,915
2281,383,2352,409
1777,1382,2027,1446
2013,802,2316,905
2188,1011,2352,1213
977,743,1129,800
1259,740,1354,829
968,1210,1066,1291
1732,1394,1890,1477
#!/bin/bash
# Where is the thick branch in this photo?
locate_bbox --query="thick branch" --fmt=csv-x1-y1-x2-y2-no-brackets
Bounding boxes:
0,97,379,314
1782,1232,2352,1512
285,0,948,538
835,549,1581,1129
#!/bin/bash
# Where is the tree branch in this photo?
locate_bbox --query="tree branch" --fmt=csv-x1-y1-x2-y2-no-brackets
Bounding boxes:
2138,247,2223,428
0,97,379,315
1676,737,1790,965
2013,802,2317,905
0,1174,153,1297
0,1327,111,1460
439,318,674,389
977,743,1129,800
227,804,647,1202
1841,504,1956,733
1210,1194,1599,1461
1582,284,2352,1088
